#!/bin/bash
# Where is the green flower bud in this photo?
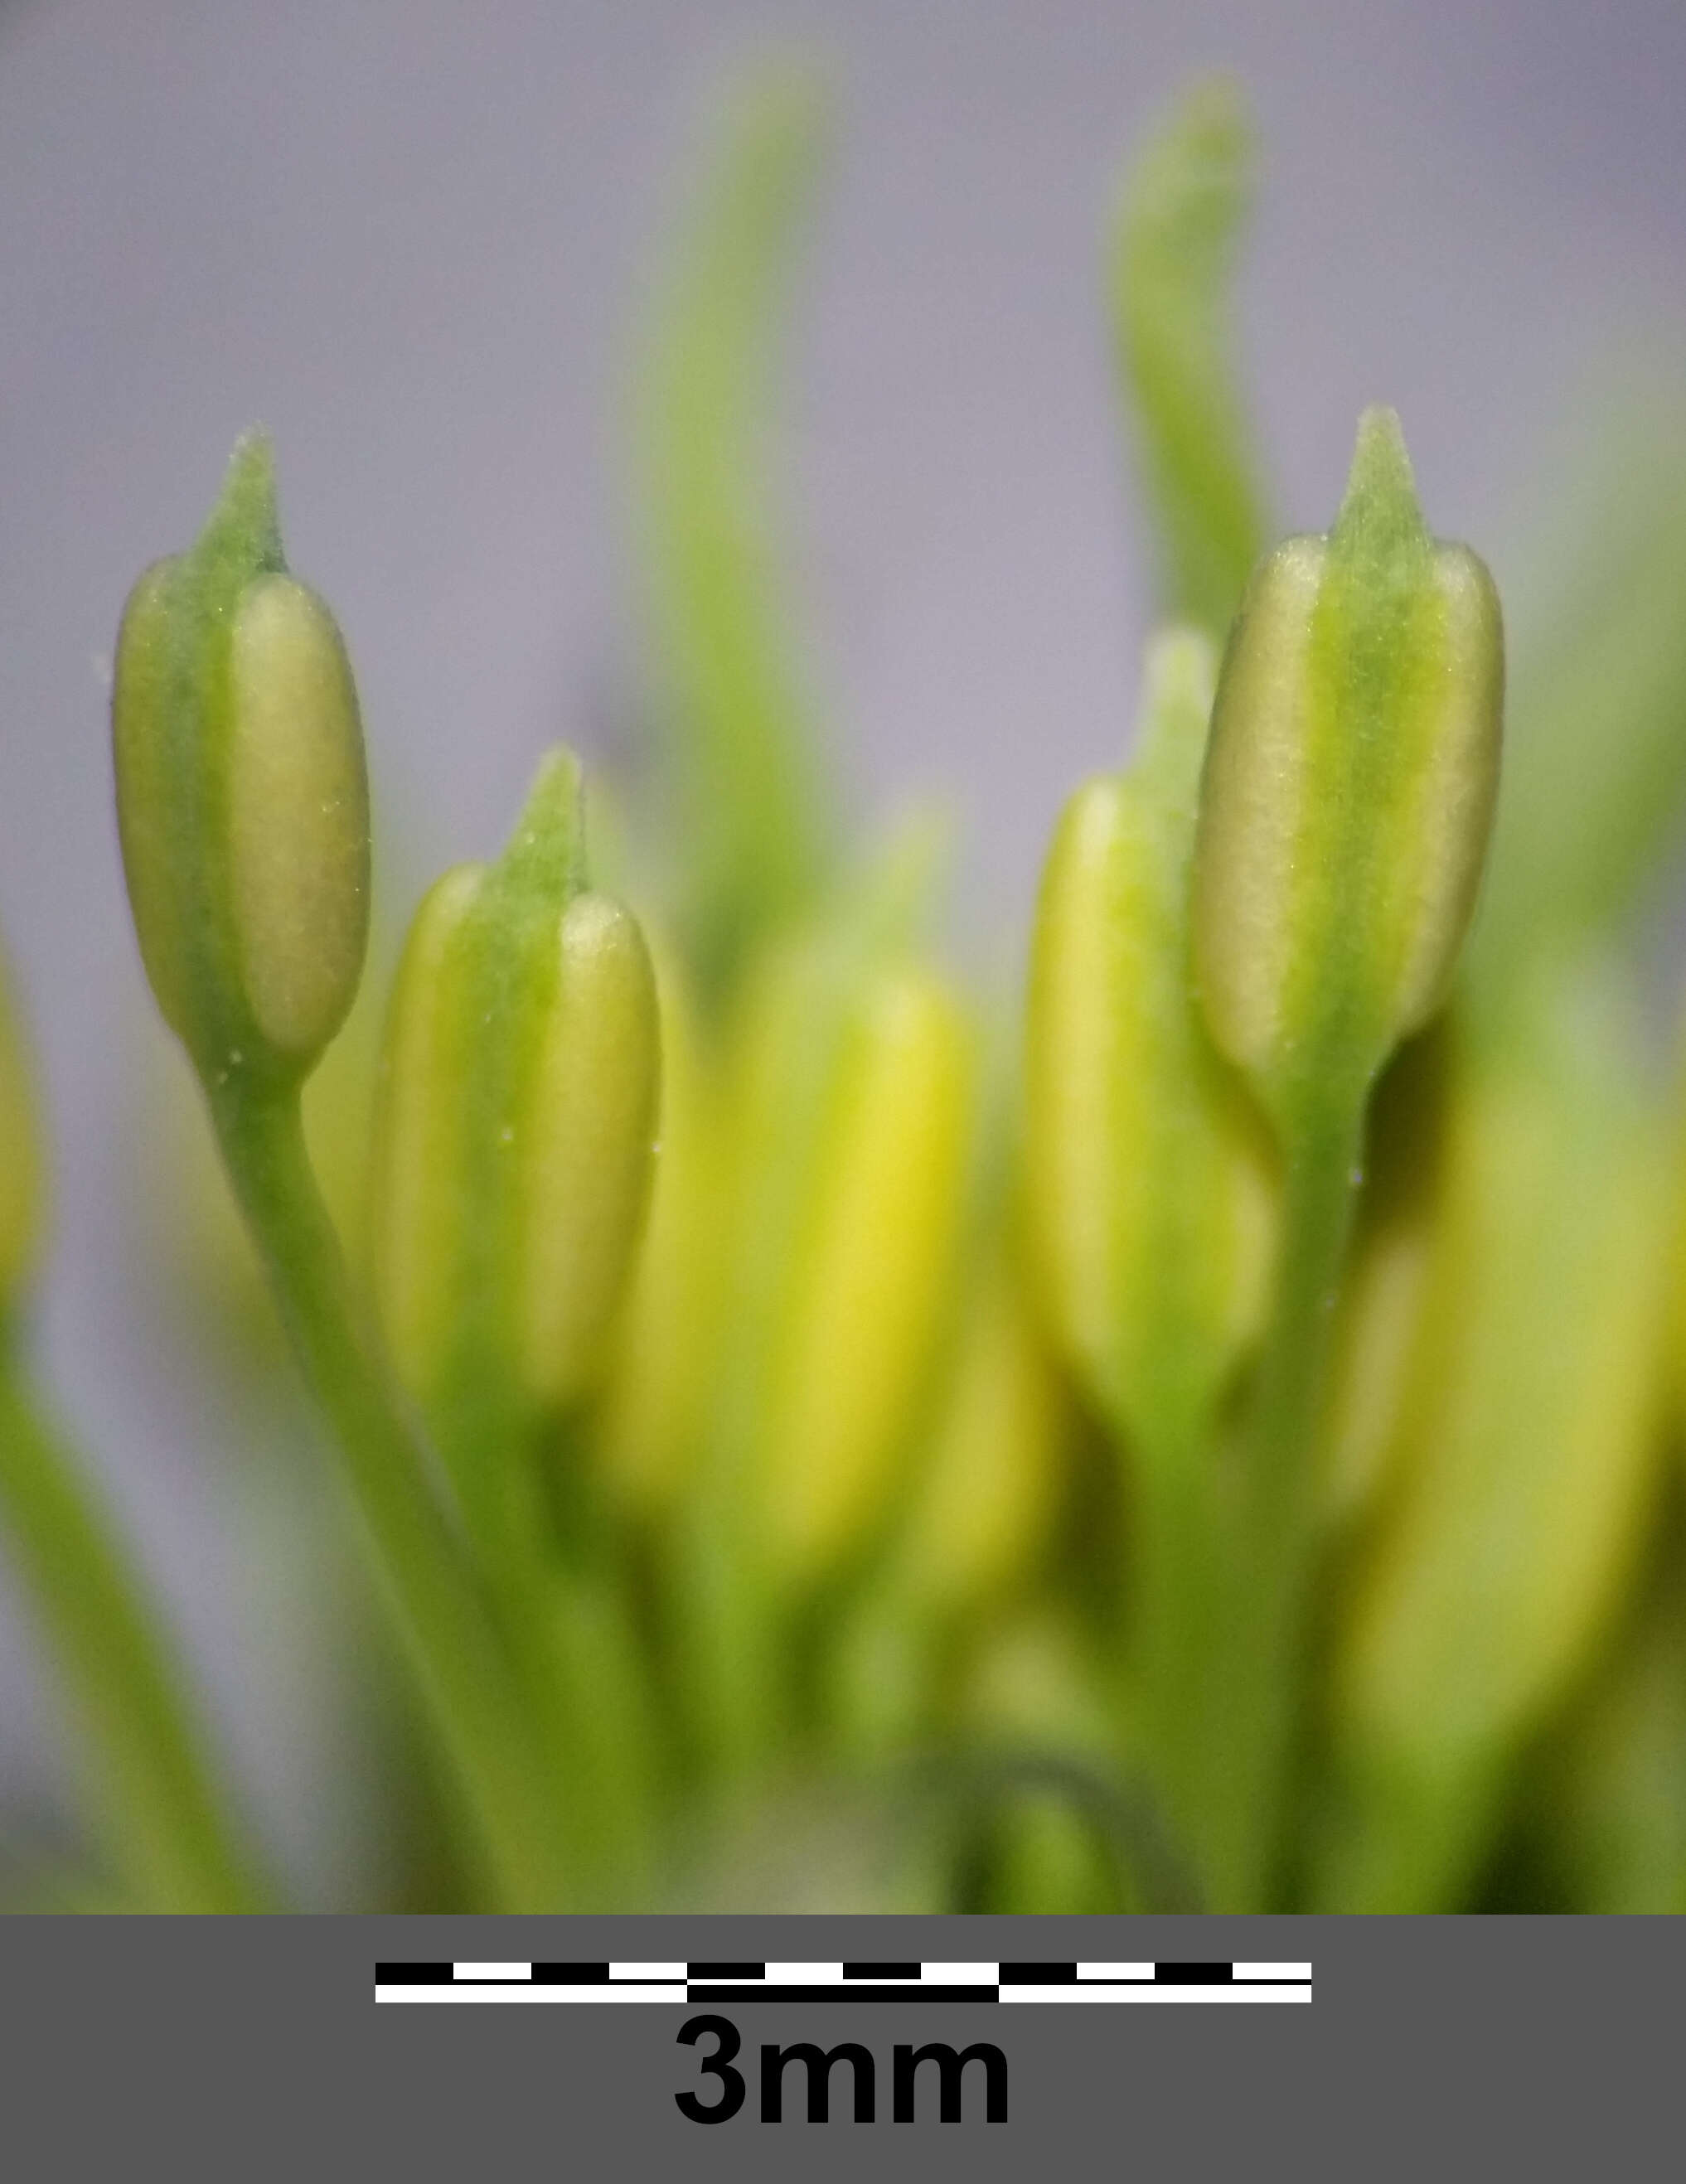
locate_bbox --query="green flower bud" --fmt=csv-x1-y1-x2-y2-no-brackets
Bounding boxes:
1192,408,1503,1118
593,924,729,1516
369,751,660,1425
753,956,976,1584
895,1244,1068,1620
711,870,978,1592
112,435,370,1087
1548,1557,1686,1915
0,947,46,1311
1025,627,1274,1449
1320,1021,1453,1529
1320,956,1671,1910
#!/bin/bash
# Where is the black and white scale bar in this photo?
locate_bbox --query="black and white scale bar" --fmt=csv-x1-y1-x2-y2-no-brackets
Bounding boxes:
375,1961,1311,2005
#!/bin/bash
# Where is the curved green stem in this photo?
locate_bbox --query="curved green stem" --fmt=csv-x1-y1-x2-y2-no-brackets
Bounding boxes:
0,1351,265,1911
209,1083,569,1909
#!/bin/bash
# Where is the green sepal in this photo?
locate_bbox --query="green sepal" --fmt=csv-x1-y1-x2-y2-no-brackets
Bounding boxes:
630,62,834,994
1110,77,1268,634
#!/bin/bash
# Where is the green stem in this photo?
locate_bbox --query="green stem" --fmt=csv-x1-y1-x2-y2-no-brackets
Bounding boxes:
1217,1087,1366,1910
210,1083,569,1908
545,1554,662,1901
0,1351,265,1910
1130,1407,1225,1908
444,1394,661,1905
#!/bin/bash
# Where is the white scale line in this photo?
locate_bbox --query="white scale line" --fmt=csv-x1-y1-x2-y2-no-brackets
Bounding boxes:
1233,1963,1313,1982
452,1963,531,1981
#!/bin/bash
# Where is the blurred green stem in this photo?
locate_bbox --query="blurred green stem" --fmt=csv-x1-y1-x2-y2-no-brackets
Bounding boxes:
209,1083,569,1909
1212,1089,1364,1910
0,1349,264,1911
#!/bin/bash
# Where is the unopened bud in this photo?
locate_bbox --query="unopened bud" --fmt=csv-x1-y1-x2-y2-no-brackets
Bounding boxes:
593,926,728,1515
896,1247,1068,1618
112,436,369,1087
369,751,660,1421
719,878,976,1591
1026,628,1274,1446
756,956,975,1583
1323,957,1670,1909
1192,408,1503,1116
1320,1021,1453,1528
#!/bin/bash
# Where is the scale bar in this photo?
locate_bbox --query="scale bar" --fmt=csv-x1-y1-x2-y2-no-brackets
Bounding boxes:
376,1960,1311,2006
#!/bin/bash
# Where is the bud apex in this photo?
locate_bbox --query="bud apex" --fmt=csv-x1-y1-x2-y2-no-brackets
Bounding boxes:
112,435,370,1085
1192,408,1503,1112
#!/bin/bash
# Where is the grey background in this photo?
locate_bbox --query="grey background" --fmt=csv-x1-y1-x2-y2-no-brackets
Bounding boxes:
2,0,1684,1901
4,1913,1674,2173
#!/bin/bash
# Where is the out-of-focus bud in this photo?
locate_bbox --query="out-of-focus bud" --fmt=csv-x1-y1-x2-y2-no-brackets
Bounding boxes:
369,751,660,1423
1026,628,1274,1447
0,948,46,1310
1109,75,1267,634
112,436,370,1088
1320,1020,1454,1529
1193,408,1503,1118
593,926,728,1517
1319,956,1672,1910
718,887,976,1591
826,1230,1071,1760
1548,1547,1686,1915
753,956,975,1584
896,1243,1068,1620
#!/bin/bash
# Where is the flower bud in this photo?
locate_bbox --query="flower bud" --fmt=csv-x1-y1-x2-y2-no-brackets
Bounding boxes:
1192,408,1503,1116
112,435,370,1087
1320,1020,1453,1529
369,751,660,1421
593,926,729,1516
716,889,977,1591
755,957,975,1584
0,947,46,1311
895,1244,1068,1620
1549,1562,1686,1915
1026,628,1274,1447
1320,956,1671,1910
